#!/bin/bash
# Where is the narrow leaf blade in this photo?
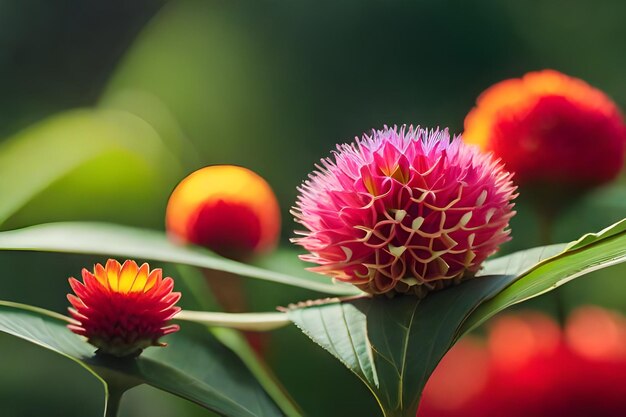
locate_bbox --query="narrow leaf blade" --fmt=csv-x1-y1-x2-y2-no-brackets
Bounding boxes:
0,222,358,295
461,218,626,334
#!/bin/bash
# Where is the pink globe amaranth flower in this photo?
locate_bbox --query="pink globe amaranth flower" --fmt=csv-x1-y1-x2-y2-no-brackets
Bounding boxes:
67,259,181,357
292,126,517,296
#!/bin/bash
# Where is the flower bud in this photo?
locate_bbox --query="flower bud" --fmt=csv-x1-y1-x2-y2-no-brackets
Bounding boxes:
67,259,181,357
166,165,281,259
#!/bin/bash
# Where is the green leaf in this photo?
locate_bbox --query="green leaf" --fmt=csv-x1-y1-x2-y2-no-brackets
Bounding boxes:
287,277,512,417
477,244,565,277
564,217,626,251
288,219,626,417
174,265,302,417
0,300,284,417
460,217,626,334
0,222,358,295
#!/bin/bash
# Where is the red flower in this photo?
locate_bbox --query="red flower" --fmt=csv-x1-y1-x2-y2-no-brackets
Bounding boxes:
67,259,181,357
464,70,626,189
418,307,626,417
166,165,281,259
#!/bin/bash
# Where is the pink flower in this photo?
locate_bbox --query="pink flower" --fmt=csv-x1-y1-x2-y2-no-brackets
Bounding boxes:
292,126,516,296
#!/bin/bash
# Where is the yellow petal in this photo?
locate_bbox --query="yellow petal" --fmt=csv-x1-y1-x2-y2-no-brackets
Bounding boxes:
130,263,150,293
144,269,161,292
118,260,139,293
105,259,122,292
93,263,109,289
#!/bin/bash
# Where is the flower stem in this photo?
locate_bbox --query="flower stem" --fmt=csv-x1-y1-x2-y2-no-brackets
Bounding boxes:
104,384,125,417
175,309,290,331
537,206,567,325
538,207,554,247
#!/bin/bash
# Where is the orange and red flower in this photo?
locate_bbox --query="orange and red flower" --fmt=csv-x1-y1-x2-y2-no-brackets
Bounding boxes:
67,259,181,357
419,307,626,417
166,165,281,259
464,70,626,189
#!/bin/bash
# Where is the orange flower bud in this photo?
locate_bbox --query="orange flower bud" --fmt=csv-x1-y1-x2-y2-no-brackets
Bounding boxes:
166,165,281,259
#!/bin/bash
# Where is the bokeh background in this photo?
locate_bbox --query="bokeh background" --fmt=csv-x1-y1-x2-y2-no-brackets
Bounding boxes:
1,0,625,416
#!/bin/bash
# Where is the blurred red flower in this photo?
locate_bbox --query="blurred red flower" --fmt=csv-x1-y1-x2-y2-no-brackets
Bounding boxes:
464,70,626,190
166,165,281,260
418,306,626,417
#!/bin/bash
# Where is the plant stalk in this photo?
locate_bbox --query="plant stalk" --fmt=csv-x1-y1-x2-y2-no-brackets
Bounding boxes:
537,206,567,324
104,384,125,417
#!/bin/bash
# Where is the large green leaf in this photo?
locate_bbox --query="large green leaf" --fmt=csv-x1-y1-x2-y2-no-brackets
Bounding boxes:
174,265,301,417
288,219,626,417
0,300,284,417
0,222,358,295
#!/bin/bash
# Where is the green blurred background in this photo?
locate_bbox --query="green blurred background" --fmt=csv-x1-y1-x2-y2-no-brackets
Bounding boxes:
1,0,625,416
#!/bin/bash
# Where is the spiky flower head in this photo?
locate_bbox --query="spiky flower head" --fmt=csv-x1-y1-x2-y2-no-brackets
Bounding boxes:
464,70,626,189
293,126,516,296
166,165,281,260
67,259,181,357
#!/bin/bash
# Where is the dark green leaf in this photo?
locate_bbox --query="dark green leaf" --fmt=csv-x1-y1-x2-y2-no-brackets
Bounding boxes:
0,300,284,417
174,265,301,417
288,275,513,417
288,219,626,417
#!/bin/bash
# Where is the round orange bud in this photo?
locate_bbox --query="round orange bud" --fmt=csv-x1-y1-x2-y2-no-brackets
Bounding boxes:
166,165,281,259
464,70,626,190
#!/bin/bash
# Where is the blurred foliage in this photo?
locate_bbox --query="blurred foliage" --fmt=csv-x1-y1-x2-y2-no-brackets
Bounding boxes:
0,0,625,415
0,333,103,417
0,0,164,137
0,109,182,230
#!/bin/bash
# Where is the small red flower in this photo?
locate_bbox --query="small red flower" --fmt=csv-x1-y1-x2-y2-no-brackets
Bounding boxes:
67,259,181,357
166,165,281,259
464,70,626,189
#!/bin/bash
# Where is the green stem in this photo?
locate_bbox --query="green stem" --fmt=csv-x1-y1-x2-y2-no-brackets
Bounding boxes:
104,384,125,417
537,207,555,247
380,407,416,417
536,206,567,324
175,265,303,417
175,310,290,331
